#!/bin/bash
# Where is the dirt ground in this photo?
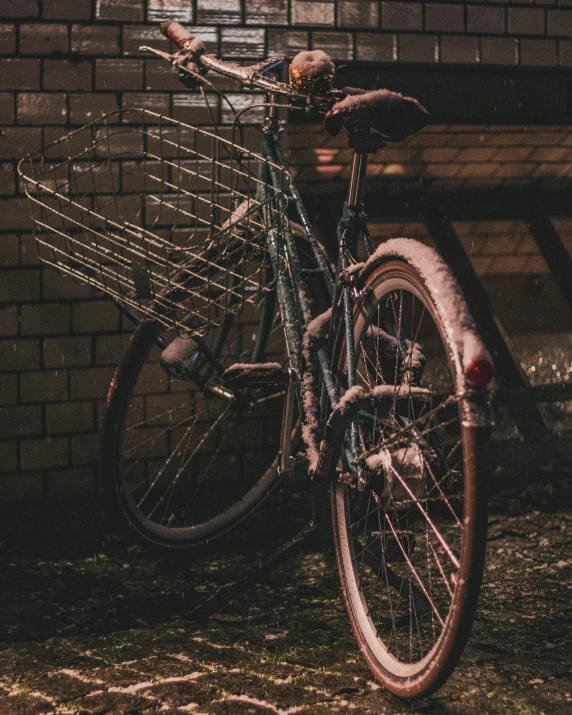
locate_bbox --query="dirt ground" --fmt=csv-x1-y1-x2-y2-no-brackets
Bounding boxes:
0,469,571,715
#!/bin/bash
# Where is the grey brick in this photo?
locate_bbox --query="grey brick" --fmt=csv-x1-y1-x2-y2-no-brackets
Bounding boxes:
507,8,546,36
245,0,288,25
43,335,92,368
70,432,101,464
147,0,194,22
467,6,505,35
547,9,572,36
20,369,68,403
0,373,17,405
96,59,143,91
559,38,572,64
69,93,119,125
171,92,219,124
123,25,166,56
0,197,33,230
0,405,42,438
0,93,14,124
123,92,170,114
95,333,131,364
71,25,120,55
0,233,18,264
73,301,120,333
0,24,16,54
43,0,92,19
43,59,92,91
0,269,40,302
0,59,40,90
0,305,18,336
399,33,437,63
46,401,94,434
196,0,242,25
20,303,71,336
425,4,464,33
292,1,335,27
42,267,93,300
0,127,41,159
17,92,67,125
145,59,185,90
187,26,219,54
338,1,379,29
440,35,480,64
96,0,144,21
21,436,69,471
19,23,68,55
381,2,422,31
0,338,40,370
0,473,43,503
481,37,519,65
0,441,17,473
47,465,97,500
0,1,38,18
221,28,266,59
520,38,557,65
311,31,353,59
267,29,310,56
20,235,42,267
70,366,115,399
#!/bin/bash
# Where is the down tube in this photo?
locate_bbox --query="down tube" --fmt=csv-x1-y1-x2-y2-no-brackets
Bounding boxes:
258,150,304,379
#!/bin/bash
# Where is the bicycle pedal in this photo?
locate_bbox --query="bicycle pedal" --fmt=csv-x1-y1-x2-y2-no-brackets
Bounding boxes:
222,362,290,388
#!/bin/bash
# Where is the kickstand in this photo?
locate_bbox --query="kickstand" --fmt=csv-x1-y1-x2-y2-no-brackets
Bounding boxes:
189,519,322,621
189,486,331,620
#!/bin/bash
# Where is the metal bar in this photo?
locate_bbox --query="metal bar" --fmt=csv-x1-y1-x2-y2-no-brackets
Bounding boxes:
526,202,572,314
270,140,335,297
347,152,368,208
423,202,546,434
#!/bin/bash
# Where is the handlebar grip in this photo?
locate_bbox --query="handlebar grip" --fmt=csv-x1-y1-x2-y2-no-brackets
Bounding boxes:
161,20,194,49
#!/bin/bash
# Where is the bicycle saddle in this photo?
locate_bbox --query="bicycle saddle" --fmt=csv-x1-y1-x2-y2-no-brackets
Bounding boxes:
324,87,429,142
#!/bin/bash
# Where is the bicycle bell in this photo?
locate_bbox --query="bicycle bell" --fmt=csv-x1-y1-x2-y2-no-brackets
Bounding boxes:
289,50,335,95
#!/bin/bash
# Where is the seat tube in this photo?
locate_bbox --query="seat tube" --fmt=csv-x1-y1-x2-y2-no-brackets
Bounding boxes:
347,151,368,208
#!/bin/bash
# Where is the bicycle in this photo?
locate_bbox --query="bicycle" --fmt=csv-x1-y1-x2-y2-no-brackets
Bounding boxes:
19,20,495,699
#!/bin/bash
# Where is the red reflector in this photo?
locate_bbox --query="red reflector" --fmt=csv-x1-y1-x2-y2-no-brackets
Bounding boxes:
465,358,494,388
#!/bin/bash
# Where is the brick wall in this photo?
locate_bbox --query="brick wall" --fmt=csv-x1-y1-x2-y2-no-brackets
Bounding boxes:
2,0,572,503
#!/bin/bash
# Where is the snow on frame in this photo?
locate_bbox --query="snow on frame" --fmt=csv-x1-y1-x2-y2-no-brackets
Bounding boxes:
301,309,331,471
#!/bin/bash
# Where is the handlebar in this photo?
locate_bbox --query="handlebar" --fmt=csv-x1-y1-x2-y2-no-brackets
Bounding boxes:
149,20,338,112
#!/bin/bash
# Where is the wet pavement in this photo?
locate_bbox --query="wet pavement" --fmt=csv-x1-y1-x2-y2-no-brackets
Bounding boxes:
0,470,571,715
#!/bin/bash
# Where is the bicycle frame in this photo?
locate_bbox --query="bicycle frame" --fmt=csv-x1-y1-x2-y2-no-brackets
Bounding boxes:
258,110,375,476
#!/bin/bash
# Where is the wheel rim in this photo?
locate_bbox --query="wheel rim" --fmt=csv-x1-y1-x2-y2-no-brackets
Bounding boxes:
334,263,481,683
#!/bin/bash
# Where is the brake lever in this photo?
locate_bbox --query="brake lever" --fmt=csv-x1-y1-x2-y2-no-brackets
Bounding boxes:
139,45,176,62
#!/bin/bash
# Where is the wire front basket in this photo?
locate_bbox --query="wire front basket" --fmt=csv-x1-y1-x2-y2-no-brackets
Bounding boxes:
18,109,290,337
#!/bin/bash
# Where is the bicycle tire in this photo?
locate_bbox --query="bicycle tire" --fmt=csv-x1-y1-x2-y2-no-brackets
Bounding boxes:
102,234,329,548
330,253,490,698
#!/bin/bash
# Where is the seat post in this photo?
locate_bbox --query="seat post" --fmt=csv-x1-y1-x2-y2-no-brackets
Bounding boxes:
347,151,368,208
344,118,385,209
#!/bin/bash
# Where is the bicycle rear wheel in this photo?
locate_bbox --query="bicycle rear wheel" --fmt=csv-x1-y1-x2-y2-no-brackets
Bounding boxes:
102,234,328,548
331,254,490,698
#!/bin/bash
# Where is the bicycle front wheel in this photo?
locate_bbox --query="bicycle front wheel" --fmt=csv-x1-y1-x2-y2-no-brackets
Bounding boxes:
102,233,329,548
331,254,490,698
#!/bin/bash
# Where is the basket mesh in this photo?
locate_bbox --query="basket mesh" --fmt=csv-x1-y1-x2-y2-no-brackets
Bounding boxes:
18,109,290,337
